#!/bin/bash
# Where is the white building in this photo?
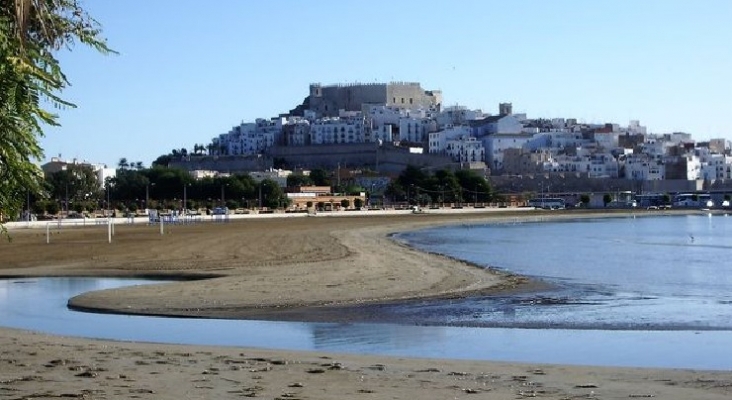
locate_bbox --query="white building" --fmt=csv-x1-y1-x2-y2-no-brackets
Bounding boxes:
282,117,311,146
41,157,115,189
214,118,282,156
594,132,620,150
698,151,732,181
471,115,523,137
525,131,589,151
311,117,365,145
445,136,485,163
678,154,702,180
434,106,484,129
541,152,618,177
248,169,291,187
482,133,533,172
428,126,473,155
624,154,665,180
398,116,437,144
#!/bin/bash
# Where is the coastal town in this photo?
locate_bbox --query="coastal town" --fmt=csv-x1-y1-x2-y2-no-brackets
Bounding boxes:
5,2,732,400
28,81,732,220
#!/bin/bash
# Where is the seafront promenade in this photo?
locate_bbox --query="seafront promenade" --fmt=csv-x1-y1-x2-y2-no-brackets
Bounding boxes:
4,205,536,231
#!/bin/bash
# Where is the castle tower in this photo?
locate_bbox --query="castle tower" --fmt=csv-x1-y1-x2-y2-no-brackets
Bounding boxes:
499,102,512,116
309,83,322,97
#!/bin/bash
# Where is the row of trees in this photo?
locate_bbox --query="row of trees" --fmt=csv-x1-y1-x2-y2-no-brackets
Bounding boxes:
33,163,495,216
385,166,493,206
34,165,292,216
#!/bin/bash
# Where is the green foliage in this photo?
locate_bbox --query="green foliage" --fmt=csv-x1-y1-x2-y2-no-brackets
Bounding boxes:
152,154,172,167
45,164,101,212
44,199,58,215
309,168,331,187
258,178,285,209
386,165,492,205
340,199,350,209
0,0,113,232
603,193,612,205
580,194,590,205
286,173,313,187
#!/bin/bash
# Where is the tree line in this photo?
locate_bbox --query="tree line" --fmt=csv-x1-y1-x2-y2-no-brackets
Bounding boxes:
35,164,289,216
385,166,494,206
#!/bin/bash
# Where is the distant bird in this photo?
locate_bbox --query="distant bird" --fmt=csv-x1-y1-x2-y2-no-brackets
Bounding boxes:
689,234,695,243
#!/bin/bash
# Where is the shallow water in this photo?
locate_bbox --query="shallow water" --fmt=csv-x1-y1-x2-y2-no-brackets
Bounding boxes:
393,214,732,330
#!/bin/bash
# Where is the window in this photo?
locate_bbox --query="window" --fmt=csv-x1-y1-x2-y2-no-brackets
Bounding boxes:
409,98,413,104
401,98,405,104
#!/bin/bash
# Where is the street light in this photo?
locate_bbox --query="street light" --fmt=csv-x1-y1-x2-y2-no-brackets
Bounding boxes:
183,184,188,216
145,182,155,212
65,182,69,217
221,183,229,208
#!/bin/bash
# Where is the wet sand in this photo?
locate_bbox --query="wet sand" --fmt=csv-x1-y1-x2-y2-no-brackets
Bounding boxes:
1,210,730,399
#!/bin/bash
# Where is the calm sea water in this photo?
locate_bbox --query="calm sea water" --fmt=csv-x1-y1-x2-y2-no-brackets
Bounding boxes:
1,214,732,369
393,213,732,330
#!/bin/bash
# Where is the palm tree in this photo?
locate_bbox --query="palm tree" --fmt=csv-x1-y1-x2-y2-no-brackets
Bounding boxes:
118,157,129,170
134,161,144,170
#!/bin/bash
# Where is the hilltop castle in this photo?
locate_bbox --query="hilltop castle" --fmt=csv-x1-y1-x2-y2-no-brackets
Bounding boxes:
289,81,442,118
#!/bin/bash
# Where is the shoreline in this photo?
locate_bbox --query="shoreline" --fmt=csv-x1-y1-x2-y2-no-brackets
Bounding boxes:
2,326,731,400
1,208,704,320
2,209,731,399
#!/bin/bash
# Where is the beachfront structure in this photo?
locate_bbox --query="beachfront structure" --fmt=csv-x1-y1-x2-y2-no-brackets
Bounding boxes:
286,185,366,210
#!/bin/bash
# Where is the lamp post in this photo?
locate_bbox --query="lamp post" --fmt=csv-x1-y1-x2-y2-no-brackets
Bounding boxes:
183,184,187,216
65,182,69,217
221,183,229,208
259,182,263,209
145,182,155,212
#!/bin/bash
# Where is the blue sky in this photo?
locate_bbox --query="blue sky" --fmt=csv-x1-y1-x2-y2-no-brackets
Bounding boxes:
43,0,732,168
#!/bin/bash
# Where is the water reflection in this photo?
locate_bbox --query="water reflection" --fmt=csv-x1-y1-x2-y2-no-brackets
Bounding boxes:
1,277,731,370
395,215,732,329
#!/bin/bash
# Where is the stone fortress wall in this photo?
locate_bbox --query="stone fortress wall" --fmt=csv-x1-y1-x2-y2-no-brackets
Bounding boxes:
307,82,442,117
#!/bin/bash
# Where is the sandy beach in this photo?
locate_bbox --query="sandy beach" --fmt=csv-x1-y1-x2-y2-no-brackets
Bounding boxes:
1,210,731,399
